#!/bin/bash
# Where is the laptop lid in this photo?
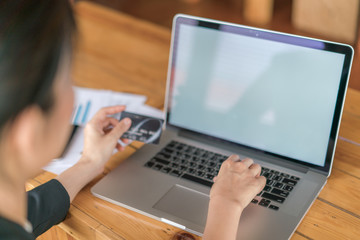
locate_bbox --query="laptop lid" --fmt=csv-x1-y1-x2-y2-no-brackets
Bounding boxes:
164,14,353,175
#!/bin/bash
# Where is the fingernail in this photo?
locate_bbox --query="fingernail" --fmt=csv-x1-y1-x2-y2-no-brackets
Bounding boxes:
124,118,131,125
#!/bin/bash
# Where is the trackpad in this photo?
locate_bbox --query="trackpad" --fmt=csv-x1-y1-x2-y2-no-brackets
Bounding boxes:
153,185,209,226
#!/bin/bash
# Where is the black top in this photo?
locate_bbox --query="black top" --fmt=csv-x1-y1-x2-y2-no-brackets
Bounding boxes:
0,179,70,239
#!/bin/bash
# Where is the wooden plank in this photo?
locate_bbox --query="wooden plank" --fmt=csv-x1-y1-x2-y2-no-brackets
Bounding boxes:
37,226,75,240
25,178,41,191
343,88,360,116
95,225,126,240
129,140,145,150
318,168,360,217
291,232,311,240
72,2,170,109
333,140,360,178
338,111,360,144
58,205,101,240
295,199,360,239
33,170,57,184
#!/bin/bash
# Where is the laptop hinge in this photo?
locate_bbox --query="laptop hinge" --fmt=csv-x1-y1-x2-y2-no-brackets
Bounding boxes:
178,129,309,174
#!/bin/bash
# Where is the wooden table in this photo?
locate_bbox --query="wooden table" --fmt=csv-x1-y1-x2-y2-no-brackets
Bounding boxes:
28,2,360,239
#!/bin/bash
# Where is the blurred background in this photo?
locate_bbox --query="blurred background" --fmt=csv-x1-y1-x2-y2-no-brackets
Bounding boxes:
84,0,360,90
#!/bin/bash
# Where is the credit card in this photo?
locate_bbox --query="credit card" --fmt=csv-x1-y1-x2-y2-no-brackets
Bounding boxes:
119,111,164,144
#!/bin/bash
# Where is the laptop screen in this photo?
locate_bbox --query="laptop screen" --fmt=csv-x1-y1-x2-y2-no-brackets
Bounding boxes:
167,15,353,171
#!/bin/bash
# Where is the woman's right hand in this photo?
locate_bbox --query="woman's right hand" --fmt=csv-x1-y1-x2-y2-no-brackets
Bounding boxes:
210,155,266,212
203,155,266,240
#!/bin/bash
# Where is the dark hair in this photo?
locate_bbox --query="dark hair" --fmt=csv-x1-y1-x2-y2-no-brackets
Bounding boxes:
0,0,76,129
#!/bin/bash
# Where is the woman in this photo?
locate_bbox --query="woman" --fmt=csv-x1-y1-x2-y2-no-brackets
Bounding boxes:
0,1,265,240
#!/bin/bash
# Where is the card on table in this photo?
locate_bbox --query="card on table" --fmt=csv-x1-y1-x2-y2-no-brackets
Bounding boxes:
119,111,164,144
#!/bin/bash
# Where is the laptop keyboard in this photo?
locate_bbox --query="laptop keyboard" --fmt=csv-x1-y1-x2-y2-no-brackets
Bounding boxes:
144,141,301,211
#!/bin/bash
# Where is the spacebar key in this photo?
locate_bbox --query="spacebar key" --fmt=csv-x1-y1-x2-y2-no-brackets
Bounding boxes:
262,192,285,203
182,174,213,187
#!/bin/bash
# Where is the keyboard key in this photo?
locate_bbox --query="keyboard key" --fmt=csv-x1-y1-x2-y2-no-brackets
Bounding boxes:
145,161,154,168
266,179,274,185
259,198,271,207
159,153,171,159
180,165,187,171
200,159,207,164
161,167,172,173
206,167,214,173
290,176,300,181
274,182,284,189
271,188,289,197
263,172,273,178
189,162,197,167
205,174,214,180
207,161,216,167
280,173,290,178
251,199,258,204
282,178,297,186
269,205,279,211
153,157,170,165
273,176,283,181
180,159,188,165
262,192,285,203
164,148,174,154
182,174,213,187
153,164,163,171
171,163,179,168
169,170,181,177
263,185,272,192
284,185,293,191
196,171,204,177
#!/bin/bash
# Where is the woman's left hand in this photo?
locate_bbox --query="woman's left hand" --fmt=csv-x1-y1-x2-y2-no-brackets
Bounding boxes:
80,105,131,171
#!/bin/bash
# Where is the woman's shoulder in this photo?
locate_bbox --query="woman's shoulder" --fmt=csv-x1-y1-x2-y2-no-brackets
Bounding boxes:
0,216,34,240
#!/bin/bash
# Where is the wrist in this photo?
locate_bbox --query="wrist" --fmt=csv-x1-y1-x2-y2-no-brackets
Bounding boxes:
209,197,244,217
204,197,243,240
77,155,104,177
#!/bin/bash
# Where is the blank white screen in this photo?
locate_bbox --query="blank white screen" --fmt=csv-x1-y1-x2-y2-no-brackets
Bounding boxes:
169,24,345,166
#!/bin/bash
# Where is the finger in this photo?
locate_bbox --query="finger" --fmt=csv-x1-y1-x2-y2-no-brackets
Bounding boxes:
256,176,267,191
228,154,241,162
213,176,218,182
101,118,119,133
241,158,254,168
108,118,132,140
102,117,119,128
217,155,241,177
94,105,126,119
116,143,125,151
121,138,130,144
249,163,261,176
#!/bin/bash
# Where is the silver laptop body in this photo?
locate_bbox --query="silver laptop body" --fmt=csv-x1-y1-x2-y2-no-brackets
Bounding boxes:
92,14,353,240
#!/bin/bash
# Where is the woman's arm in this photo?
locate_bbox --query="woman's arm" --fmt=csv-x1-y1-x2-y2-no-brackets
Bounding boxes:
203,155,266,240
56,105,131,202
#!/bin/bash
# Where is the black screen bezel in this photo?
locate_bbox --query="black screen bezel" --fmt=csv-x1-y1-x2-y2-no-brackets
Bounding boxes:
166,15,353,174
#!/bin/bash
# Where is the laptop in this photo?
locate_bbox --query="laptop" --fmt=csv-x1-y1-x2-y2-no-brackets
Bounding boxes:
92,14,353,239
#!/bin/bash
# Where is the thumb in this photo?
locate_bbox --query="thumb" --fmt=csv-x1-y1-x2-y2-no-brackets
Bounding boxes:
108,118,132,140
